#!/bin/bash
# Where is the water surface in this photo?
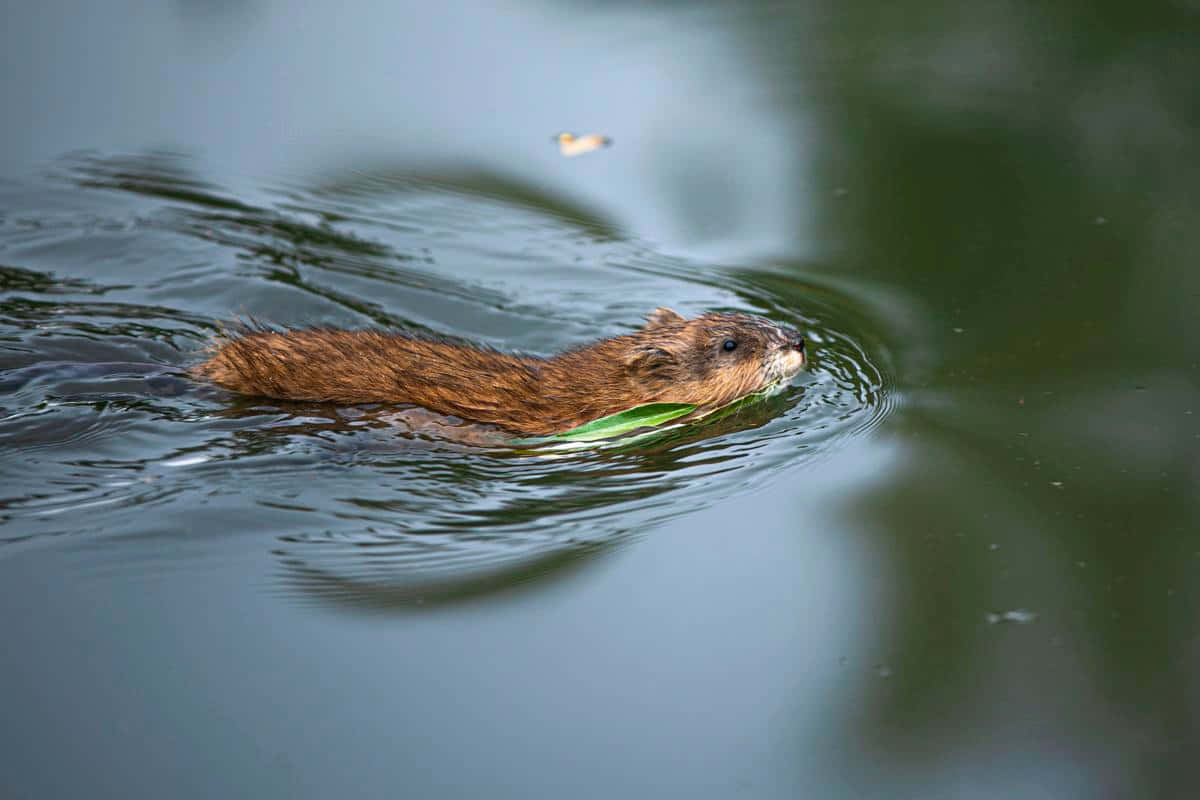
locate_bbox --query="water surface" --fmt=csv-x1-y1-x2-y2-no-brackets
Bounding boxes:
1,1,1198,798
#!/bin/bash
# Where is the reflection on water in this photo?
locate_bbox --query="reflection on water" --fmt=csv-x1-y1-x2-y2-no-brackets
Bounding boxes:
0,152,892,604
2,1,1198,796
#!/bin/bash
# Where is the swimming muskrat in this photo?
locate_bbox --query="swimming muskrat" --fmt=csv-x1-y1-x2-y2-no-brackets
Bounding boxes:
192,308,807,437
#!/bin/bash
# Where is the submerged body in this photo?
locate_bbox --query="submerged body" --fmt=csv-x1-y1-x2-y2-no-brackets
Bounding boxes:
192,308,807,437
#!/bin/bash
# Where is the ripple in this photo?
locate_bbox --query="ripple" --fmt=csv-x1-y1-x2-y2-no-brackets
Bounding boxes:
0,152,900,605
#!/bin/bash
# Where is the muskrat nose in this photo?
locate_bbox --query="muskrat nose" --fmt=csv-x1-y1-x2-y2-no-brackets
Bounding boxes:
790,336,806,352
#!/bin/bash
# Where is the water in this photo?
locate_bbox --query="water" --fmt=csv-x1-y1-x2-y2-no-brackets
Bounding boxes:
2,2,1198,798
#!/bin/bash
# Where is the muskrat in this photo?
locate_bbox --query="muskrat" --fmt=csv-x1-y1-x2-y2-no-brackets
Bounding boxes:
191,307,807,437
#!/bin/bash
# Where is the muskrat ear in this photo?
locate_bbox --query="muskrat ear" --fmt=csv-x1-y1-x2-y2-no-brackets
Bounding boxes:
625,344,678,380
643,307,686,329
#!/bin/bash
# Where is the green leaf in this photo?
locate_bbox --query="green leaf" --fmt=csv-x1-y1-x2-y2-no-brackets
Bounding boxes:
510,380,788,449
546,402,698,442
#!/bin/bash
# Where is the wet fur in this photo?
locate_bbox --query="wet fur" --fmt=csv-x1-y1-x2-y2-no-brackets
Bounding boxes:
192,309,805,437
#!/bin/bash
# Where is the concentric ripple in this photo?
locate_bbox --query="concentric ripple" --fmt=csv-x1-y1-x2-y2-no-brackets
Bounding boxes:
0,153,897,605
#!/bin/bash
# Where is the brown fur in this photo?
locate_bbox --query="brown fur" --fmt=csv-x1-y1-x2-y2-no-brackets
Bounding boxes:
191,308,806,437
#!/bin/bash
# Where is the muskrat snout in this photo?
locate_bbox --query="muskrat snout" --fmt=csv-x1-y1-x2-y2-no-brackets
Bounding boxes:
789,335,805,352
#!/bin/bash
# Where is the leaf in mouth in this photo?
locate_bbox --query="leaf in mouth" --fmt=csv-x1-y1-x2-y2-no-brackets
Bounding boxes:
537,402,698,443
512,381,787,448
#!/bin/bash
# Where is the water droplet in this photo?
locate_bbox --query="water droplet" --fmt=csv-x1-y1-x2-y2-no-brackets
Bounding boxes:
985,609,1038,625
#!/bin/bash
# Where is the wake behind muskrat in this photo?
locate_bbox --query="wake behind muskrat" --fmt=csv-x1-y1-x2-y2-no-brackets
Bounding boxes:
191,307,807,437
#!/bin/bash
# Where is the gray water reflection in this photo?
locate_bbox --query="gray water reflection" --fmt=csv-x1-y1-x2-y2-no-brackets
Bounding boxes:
1,0,1198,797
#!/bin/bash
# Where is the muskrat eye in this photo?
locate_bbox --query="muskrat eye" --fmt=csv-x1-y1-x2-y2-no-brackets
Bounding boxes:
722,339,737,352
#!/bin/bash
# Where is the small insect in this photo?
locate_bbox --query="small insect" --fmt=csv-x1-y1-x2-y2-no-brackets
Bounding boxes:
553,131,612,157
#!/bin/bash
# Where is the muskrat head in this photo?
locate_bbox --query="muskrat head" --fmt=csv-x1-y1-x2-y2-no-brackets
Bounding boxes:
624,307,807,409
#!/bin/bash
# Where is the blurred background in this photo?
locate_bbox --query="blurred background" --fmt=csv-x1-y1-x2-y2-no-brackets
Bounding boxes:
1,1,1198,798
